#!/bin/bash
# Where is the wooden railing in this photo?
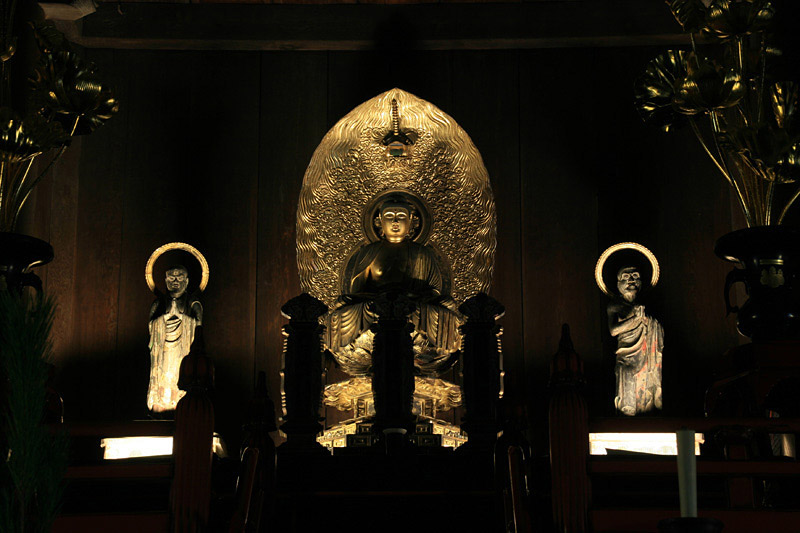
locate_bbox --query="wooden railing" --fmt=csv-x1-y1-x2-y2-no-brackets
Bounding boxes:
52,351,271,533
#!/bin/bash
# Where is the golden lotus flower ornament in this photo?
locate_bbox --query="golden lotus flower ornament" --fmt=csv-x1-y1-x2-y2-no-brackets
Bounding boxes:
0,109,65,163
30,49,119,136
634,50,689,132
0,22,117,232
636,1,800,226
703,0,774,41
771,82,798,131
674,55,744,115
667,0,709,33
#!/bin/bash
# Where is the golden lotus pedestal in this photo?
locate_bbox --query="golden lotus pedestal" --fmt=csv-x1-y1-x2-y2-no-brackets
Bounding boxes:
318,376,467,450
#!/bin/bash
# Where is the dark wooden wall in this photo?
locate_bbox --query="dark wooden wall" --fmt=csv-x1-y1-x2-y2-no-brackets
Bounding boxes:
21,46,744,450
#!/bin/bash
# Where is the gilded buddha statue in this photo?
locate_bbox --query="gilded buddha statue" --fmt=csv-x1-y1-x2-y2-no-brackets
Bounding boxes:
326,194,461,377
295,88,496,432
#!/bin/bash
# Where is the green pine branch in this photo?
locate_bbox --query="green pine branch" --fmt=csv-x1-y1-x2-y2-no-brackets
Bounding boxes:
0,290,67,533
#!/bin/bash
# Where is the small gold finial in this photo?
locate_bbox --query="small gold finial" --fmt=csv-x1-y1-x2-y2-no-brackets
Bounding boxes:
383,98,412,158
391,99,400,135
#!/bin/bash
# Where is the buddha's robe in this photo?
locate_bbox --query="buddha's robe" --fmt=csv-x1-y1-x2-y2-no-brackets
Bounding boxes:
147,293,202,412
326,239,460,376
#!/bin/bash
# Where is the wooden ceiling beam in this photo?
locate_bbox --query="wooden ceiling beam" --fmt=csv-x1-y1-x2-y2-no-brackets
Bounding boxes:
60,1,687,51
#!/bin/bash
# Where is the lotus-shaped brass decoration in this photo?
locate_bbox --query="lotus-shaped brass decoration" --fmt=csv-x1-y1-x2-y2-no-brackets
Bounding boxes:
637,1,799,226
723,125,799,183
771,81,798,133
703,0,774,42
667,0,708,33
0,108,67,163
0,21,116,232
30,49,118,136
634,50,688,132
674,55,744,114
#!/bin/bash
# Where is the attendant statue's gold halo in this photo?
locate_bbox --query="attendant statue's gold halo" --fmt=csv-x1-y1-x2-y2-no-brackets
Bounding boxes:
595,242,659,296
296,88,496,310
145,242,209,294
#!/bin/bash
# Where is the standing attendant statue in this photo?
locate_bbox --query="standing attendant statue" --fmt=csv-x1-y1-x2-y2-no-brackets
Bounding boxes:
145,243,209,413
596,243,663,416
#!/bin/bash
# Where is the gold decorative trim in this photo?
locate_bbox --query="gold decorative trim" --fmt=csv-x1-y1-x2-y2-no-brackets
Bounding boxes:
595,242,660,296
324,376,462,413
145,242,209,293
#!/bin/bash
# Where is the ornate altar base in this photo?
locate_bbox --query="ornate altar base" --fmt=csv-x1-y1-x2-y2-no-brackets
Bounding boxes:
318,376,467,449
317,418,467,450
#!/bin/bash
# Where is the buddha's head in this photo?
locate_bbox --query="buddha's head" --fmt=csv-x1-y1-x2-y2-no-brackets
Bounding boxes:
375,198,420,243
165,266,189,298
616,266,641,303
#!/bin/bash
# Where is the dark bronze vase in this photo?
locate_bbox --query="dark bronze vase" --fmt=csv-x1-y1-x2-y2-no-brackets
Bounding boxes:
715,226,800,341
0,232,54,294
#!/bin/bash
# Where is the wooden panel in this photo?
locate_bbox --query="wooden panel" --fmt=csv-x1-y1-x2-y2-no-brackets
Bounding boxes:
111,49,184,423
590,460,800,476
449,50,524,411
65,464,172,479
43,142,84,361
70,2,685,51
595,46,740,417
53,513,169,533
592,509,800,533
34,44,767,450
55,49,128,422
111,50,261,443
255,52,329,429
519,48,602,442
326,50,452,129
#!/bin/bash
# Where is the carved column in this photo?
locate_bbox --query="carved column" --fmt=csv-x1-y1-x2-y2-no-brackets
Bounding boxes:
278,293,328,454
370,292,417,438
459,292,504,452
548,324,590,533
170,339,215,533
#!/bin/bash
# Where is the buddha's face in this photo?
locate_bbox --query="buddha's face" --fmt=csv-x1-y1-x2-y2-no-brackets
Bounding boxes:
165,267,189,298
617,267,641,303
379,205,413,243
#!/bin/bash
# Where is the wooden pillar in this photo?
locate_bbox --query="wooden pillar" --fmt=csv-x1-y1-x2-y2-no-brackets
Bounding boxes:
370,292,417,439
171,340,215,533
278,293,328,454
459,292,504,452
239,371,276,530
548,324,590,533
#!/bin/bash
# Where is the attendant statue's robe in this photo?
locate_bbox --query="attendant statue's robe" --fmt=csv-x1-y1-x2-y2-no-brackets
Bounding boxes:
147,293,202,412
326,238,460,376
609,301,663,416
